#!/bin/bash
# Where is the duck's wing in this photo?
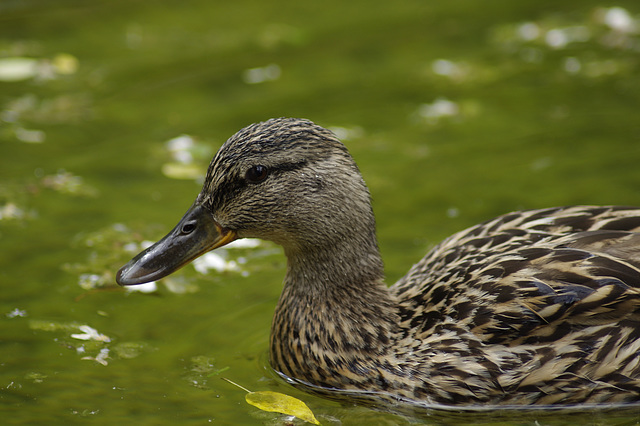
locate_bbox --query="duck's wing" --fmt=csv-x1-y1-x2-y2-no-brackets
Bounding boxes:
392,206,640,344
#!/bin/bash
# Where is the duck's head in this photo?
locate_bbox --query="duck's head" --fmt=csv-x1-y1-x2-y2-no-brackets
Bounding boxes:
116,118,377,286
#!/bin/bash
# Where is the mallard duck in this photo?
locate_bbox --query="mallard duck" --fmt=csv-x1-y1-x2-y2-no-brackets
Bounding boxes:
117,118,640,409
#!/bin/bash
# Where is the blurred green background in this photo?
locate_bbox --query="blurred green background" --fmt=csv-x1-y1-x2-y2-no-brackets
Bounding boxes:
1,0,640,424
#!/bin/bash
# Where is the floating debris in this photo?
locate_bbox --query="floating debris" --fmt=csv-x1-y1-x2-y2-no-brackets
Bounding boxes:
485,6,640,84
563,56,581,74
327,125,364,141
27,320,128,366
29,319,81,333
81,348,110,366
2,92,92,126
431,59,469,82
52,53,79,75
493,7,640,54
193,252,239,274
69,222,268,295
601,7,637,34
0,57,38,82
226,238,261,249
191,239,263,275
0,203,27,221
77,273,106,290
25,372,47,384
161,162,203,180
544,26,590,49
71,325,111,343
0,53,79,82
242,63,281,84
41,170,98,197
124,281,158,293
516,22,541,41
416,98,460,124
161,135,212,181
446,207,460,219
15,127,45,143
111,342,147,359
6,308,27,318
166,134,196,163
184,355,229,390
163,277,199,294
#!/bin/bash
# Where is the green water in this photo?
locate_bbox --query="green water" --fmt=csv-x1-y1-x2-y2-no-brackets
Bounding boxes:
2,0,640,424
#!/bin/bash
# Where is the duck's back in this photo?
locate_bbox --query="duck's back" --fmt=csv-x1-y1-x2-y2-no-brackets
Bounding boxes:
391,206,640,405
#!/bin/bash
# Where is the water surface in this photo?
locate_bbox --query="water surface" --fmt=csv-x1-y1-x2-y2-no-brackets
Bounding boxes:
2,1,640,424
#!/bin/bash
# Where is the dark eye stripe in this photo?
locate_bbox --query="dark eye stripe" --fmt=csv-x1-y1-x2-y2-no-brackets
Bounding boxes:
271,160,307,174
206,160,309,212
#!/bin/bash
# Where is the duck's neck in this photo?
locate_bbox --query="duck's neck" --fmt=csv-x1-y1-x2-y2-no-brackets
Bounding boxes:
269,237,398,391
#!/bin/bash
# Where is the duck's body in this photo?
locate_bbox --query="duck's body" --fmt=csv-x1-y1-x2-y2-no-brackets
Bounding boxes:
117,118,640,409
272,205,640,407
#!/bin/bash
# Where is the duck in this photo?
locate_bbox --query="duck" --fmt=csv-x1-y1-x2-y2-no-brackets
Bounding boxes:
117,117,640,410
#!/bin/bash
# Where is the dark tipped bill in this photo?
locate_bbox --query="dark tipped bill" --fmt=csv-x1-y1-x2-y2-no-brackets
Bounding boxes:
116,203,236,286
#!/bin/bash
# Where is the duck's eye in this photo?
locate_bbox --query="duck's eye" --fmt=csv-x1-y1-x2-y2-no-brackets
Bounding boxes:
245,165,269,183
181,221,196,234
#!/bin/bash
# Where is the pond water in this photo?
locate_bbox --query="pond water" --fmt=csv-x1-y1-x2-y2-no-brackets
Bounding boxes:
2,0,640,424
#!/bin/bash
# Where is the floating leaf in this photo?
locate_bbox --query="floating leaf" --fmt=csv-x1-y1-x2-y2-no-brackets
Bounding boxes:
245,391,320,425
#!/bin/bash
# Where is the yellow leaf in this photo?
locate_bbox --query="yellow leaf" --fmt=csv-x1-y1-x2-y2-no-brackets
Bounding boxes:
245,391,320,425
52,53,79,75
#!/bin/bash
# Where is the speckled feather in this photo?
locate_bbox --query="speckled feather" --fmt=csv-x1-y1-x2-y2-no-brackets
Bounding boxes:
389,206,640,405
173,119,640,409
271,204,640,407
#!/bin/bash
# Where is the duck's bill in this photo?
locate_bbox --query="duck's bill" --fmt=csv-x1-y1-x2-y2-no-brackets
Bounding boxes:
116,203,237,286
